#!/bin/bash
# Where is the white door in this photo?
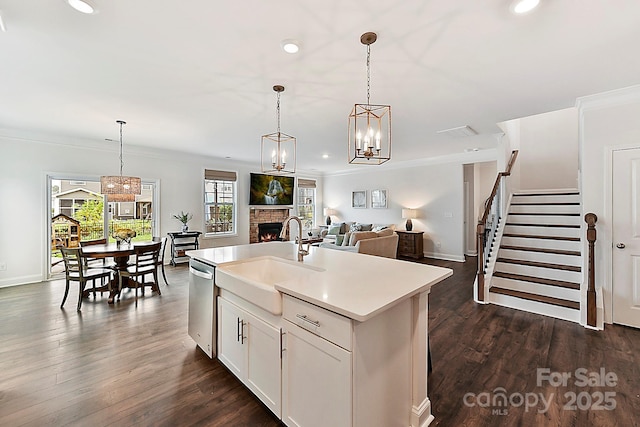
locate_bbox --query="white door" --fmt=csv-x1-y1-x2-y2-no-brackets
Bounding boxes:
612,148,640,328
282,321,351,427
217,297,245,377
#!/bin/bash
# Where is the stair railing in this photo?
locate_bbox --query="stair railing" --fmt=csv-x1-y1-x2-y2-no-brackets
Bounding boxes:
585,213,597,327
476,150,518,301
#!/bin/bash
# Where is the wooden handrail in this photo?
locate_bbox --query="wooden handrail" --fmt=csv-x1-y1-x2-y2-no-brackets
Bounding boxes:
480,150,519,225
585,213,597,327
476,150,519,302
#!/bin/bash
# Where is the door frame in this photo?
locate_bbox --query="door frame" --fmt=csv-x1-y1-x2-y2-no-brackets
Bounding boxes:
603,143,640,324
45,173,160,280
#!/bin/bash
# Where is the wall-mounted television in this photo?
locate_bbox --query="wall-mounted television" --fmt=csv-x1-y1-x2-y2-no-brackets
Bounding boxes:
249,173,295,207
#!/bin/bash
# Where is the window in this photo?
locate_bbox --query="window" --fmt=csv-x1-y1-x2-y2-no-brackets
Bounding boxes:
297,178,316,230
204,169,237,236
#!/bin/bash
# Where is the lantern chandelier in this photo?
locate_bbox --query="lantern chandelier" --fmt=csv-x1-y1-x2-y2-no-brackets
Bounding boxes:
100,120,141,202
348,32,391,165
261,85,297,174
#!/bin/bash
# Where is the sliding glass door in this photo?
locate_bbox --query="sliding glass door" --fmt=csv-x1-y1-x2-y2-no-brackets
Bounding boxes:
48,176,156,277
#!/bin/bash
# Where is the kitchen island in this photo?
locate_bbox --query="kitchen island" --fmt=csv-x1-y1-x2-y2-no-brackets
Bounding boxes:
187,241,452,427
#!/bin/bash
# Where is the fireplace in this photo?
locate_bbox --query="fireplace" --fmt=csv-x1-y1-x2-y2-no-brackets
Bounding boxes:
250,208,290,243
258,222,283,242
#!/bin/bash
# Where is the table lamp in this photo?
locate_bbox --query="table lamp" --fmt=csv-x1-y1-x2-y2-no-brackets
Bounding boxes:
323,208,335,225
402,208,418,231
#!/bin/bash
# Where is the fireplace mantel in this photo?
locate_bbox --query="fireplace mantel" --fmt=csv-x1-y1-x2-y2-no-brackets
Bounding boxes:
249,208,291,243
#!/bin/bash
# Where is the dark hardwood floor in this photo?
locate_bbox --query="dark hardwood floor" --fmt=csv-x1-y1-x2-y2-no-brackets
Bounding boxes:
1,257,638,426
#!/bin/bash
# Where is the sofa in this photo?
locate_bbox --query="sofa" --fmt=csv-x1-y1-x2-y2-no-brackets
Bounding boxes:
321,222,396,245
319,226,399,259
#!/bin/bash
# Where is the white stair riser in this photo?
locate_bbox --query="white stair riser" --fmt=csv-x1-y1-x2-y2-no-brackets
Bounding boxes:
509,204,581,214
501,236,581,251
494,262,581,283
511,194,581,204
491,277,580,301
506,214,581,226
498,249,582,266
504,225,580,238
489,293,581,323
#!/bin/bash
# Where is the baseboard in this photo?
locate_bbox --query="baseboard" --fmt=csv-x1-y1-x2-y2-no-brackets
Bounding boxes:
423,252,465,262
0,274,45,288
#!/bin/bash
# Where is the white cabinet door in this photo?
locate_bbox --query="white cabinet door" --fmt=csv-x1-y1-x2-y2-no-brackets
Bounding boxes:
282,320,352,427
244,310,282,417
217,297,245,378
217,296,282,417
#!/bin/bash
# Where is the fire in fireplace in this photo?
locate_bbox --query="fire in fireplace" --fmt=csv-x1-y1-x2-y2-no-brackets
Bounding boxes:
258,222,284,242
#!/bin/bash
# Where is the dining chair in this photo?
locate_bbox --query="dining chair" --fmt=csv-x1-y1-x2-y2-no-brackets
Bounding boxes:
60,247,113,311
119,241,162,307
152,236,169,286
80,238,113,297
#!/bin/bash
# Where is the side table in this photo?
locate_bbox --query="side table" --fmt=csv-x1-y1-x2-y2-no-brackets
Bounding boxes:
396,230,424,259
168,231,202,266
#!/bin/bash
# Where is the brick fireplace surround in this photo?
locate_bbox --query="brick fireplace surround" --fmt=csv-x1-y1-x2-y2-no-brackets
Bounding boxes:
249,208,290,244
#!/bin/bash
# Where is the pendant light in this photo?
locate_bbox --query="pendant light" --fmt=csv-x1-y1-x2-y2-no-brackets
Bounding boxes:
100,120,141,202
348,32,391,165
261,85,297,174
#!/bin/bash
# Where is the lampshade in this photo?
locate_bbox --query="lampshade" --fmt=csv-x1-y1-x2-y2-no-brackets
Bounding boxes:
348,32,391,165
402,209,418,219
261,85,296,174
100,120,141,202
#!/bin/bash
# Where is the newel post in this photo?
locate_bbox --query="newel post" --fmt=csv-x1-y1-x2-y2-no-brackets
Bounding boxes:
585,213,597,327
476,223,485,302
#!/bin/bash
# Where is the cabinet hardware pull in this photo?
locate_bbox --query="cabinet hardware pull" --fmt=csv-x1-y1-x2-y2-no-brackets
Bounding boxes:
240,320,247,345
237,317,242,342
296,314,320,327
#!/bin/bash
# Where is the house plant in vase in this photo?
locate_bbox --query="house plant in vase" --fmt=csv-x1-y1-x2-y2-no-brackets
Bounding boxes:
173,211,193,233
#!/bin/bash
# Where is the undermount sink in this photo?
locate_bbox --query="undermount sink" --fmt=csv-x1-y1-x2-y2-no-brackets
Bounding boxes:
216,256,324,315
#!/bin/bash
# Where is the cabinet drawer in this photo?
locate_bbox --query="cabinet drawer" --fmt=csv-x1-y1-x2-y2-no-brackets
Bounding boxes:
399,241,415,251
283,295,352,351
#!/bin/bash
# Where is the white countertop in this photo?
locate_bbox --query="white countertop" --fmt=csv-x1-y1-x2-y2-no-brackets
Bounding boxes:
187,241,452,322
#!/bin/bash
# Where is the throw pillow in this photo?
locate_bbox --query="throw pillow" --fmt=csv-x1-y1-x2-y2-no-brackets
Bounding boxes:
327,224,342,235
335,235,344,245
349,223,362,232
372,225,387,232
356,223,373,231
341,231,352,246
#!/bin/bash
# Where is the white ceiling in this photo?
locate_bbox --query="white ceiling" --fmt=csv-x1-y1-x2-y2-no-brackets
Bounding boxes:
1,0,639,173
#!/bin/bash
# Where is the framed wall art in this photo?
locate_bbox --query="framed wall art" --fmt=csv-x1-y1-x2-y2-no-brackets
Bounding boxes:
352,190,367,208
371,189,388,209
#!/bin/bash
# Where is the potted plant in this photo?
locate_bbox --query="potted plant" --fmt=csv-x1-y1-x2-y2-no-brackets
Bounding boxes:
173,211,193,233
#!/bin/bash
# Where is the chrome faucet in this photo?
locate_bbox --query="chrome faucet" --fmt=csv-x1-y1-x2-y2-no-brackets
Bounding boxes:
280,215,309,262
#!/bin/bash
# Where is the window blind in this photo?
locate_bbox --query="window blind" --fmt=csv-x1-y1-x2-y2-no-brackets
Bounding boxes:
297,178,316,188
204,169,237,181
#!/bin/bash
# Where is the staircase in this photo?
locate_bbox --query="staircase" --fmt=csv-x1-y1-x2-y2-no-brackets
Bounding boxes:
488,191,582,323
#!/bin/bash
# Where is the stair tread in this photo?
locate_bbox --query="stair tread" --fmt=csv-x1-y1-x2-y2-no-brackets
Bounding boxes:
496,257,581,272
489,286,580,309
511,202,580,206
513,192,579,196
508,212,581,216
502,233,580,242
500,245,581,256
505,223,580,228
493,271,580,289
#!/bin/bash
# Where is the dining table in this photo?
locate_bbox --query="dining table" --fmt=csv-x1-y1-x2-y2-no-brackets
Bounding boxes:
80,241,159,304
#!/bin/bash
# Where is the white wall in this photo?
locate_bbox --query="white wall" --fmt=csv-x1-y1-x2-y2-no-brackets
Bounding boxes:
579,85,640,324
501,108,579,191
0,135,322,287
323,161,468,261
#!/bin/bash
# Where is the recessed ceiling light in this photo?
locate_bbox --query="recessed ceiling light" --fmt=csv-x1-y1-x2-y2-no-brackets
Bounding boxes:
322,154,329,159
281,39,300,54
67,0,97,14
510,0,540,15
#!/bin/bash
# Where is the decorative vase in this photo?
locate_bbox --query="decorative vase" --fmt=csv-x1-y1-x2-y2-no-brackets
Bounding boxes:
326,216,332,226
182,224,189,233
405,219,413,231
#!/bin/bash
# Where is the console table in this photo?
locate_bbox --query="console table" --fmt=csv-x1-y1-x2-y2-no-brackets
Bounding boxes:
396,230,424,259
168,231,201,266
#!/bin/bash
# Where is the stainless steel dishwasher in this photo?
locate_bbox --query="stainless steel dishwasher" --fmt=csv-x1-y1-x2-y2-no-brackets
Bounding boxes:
188,258,216,358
